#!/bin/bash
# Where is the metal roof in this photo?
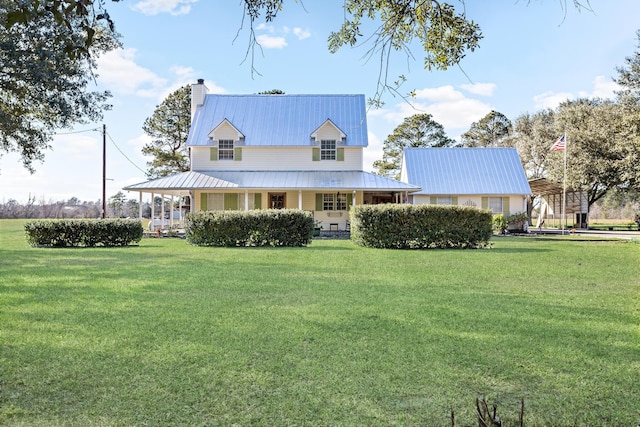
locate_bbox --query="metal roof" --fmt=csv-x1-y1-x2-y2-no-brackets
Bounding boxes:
402,148,531,195
124,170,420,195
187,94,368,147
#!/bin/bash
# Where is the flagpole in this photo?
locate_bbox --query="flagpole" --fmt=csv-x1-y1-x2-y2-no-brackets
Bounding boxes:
562,132,567,235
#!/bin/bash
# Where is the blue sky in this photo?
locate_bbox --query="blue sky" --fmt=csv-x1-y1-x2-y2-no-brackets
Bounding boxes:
2,0,640,203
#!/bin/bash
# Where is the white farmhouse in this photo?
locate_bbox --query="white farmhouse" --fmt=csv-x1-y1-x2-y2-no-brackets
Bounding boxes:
124,80,419,230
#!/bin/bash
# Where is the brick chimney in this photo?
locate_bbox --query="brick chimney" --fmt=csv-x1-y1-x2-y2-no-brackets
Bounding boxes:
191,78,207,119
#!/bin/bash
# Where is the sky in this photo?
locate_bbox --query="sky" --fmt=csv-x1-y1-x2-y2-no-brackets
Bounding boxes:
2,0,640,204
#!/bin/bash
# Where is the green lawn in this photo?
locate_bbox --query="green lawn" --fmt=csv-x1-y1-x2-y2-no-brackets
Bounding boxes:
1,219,639,426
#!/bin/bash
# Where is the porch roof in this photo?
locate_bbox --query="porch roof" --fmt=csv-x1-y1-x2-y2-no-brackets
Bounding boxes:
124,170,420,196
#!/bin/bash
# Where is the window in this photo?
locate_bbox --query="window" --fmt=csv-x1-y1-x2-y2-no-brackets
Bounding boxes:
436,197,452,205
488,197,503,214
218,139,234,160
238,193,257,210
322,193,348,211
323,193,335,211
320,139,336,160
207,194,224,210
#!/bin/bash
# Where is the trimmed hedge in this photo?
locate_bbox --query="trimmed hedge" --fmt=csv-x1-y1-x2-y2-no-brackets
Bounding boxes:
350,204,493,249
184,209,314,247
24,219,143,247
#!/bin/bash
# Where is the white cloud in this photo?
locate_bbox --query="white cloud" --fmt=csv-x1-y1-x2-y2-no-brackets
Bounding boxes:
132,0,198,16
256,23,275,32
414,85,465,102
533,75,621,110
96,48,167,98
364,131,383,172
293,27,311,40
533,91,572,110
378,85,493,134
584,75,620,99
460,82,496,96
256,34,288,49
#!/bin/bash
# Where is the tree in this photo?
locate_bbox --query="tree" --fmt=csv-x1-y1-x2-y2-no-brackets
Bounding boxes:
510,109,558,179
108,191,127,217
373,113,455,179
258,89,285,94
614,30,640,192
554,98,628,208
461,110,512,147
141,85,191,178
0,1,120,171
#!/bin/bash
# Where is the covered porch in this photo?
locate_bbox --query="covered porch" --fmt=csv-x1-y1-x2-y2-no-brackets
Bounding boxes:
124,170,420,231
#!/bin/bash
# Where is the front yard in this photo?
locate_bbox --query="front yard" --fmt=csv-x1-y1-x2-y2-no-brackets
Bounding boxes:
0,219,638,426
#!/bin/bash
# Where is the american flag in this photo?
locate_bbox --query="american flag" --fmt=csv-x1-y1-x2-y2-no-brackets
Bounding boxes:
551,134,566,151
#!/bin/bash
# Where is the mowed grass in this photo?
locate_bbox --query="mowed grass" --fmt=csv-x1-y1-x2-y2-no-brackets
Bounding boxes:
1,219,639,426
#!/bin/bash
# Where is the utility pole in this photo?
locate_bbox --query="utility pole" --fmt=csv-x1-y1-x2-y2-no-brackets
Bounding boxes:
102,124,106,219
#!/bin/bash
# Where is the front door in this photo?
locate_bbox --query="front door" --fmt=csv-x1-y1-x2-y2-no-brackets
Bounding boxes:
269,192,286,209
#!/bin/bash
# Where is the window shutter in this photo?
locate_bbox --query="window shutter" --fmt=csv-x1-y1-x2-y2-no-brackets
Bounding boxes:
502,197,510,216
200,193,208,211
234,147,242,161
347,193,353,208
430,196,436,205
254,193,262,209
224,193,238,210
337,147,344,161
481,197,488,210
452,196,458,205
315,193,323,211
312,148,320,161
210,147,218,161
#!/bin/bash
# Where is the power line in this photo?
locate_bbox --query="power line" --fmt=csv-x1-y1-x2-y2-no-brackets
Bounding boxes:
54,128,101,135
105,131,147,175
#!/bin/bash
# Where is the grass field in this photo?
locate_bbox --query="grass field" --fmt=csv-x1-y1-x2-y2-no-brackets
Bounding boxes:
1,219,639,426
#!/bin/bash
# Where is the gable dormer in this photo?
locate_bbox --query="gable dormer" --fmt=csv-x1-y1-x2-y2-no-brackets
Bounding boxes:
208,119,244,161
311,119,346,143
311,119,346,162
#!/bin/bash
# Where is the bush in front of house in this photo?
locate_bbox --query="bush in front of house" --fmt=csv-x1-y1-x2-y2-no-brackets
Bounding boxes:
350,204,493,249
184,209,314,247
25,219,143,247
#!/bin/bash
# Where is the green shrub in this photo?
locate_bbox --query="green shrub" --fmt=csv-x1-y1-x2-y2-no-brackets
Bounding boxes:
505,212,529,232
184,209,314,247
24,219,143,247
493,214,508,234
350,204,493,249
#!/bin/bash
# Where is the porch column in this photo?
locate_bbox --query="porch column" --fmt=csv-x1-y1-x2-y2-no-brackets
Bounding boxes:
298,190,303,210
161,194,165,229
170,195,175,228
352,190,356,207
245,191,249,211
151,192,155,227
138,192,143,220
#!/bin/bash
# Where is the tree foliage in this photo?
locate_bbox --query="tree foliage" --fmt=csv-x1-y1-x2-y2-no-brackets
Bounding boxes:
553,98,627,207
510,110,558,179
461,110,512,147
0,0,120,171
615,30,640,192
141,85,191,178
373,113,455,179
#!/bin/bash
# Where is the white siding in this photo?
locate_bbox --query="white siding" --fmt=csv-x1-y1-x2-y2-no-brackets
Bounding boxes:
412,195,527,214
191,146,363,171
314,122,344,141
211,121,242,141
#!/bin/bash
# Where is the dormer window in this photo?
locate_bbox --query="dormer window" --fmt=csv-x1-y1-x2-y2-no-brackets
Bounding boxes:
218,139,234,160
321,140,336,160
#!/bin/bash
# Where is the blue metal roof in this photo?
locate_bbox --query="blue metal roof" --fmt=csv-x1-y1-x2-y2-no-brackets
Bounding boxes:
187,94,368,147
403,148,531,195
